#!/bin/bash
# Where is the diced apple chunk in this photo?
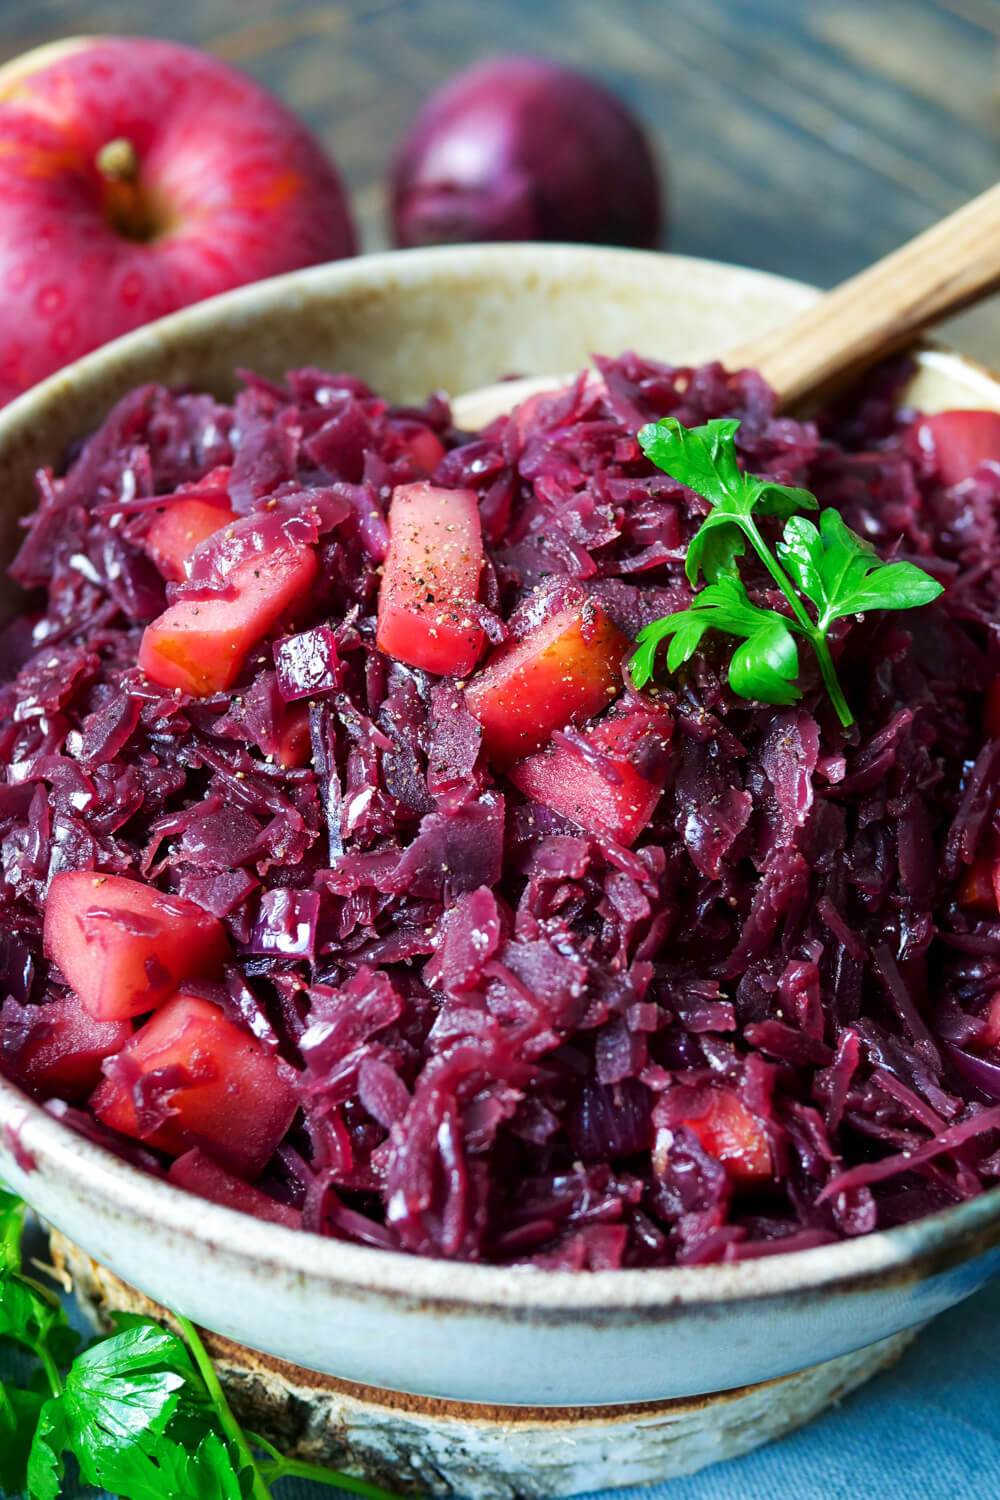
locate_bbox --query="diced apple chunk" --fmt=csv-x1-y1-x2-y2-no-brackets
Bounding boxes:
44,870,229,1021
139,537,317,696
679,1088,772,1184
144,495,236,582
464,601,628,765
91,993,297,1178
509,706,671,845
0,992,131,1099
377,482,485,676
957,852,997,913
916,410,1000,487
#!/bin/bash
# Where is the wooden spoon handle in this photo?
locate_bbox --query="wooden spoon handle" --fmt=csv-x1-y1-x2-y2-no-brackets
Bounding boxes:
726,181,1000,406
452,372,577,430
454,184,1000,426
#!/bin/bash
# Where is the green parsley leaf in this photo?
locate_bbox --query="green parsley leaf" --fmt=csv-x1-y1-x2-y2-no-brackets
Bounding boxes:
684,511,746,585
0,1190,24,1274
665,612,714,673
637,415,944,726
0,1190,397,1500
26,1397,69,1500
728,617,802,705
0,1382,45,1498
105,1313,202,1387
0,1275,50,1349
24,1320,245,1500
64,1321,189,1446
638,416,818,586
184,1430,253,1500
679,575,783,634
72,1422,249,1500
778,508,944,628
630,576,802,705
756,482,819,518
630,614,700,686
638,416,745,509
773,512,823,600
0,1272,79,1377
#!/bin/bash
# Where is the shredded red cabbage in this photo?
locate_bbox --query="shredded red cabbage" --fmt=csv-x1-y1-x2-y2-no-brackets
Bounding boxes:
2,354,1000,1268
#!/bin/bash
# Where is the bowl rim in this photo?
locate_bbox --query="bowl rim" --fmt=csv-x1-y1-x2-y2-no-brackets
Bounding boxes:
1,242,1000,1316
5,1071,1000,1313
0,240,822,423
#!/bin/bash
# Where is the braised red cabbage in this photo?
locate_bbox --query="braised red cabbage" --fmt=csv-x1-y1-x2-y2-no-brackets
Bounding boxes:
2,354,999,1268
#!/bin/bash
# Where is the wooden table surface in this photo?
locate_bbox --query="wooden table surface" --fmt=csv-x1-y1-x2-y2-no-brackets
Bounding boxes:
1,0,999,358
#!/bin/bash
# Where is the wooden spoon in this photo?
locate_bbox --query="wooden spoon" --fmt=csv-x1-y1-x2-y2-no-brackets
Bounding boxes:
453,181,1000,429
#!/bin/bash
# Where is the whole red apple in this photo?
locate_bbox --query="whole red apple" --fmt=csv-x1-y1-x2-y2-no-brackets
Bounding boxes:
0,35,357,405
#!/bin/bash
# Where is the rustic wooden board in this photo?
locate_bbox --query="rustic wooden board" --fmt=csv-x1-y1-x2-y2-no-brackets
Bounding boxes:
0,0,998,358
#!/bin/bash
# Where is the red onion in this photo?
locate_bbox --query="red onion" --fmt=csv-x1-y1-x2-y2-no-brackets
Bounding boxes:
390,56,663,249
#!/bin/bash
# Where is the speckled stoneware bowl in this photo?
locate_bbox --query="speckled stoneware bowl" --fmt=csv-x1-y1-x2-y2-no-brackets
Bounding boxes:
2,246,1000,1495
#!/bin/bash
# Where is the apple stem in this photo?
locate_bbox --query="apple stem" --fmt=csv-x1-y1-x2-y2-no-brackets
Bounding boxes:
96,137,157,241
96,136,140,181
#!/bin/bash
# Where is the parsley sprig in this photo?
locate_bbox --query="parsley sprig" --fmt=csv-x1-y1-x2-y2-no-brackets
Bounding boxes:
630,417,944,727
0,1186,399,1500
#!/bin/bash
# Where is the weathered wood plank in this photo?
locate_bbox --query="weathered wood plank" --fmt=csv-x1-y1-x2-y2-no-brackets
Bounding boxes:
0,0,996,356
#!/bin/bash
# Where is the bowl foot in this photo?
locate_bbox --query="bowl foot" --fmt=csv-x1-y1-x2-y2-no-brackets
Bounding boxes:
52,1230,919,1499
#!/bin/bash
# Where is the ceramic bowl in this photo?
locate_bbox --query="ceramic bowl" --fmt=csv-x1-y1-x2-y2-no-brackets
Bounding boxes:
1,245,1000,1412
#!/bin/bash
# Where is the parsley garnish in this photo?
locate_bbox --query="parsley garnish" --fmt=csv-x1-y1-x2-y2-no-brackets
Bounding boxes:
630,416,944,727
0,1186,399,1500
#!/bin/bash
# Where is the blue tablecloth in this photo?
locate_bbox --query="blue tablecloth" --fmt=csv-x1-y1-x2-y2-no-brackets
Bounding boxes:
3,1272,999,1499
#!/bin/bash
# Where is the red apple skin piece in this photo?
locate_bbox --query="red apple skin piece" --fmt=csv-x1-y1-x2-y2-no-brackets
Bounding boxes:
388,423,447,475
377,482,486,677
91,993,298,1178
464,602,629,765
144,495,237,583
508,707,672,845
138,538,318,696
0,36,356,405
168,1148,302,1228
914,411,1000,487
0,992,131,1099
142,465,235,582
44,870,230,1021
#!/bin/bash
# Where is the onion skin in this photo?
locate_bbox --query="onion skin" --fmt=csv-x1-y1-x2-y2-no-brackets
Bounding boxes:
390,55,663,250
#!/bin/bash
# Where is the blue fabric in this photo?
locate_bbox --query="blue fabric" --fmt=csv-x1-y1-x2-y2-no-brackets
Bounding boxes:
3,1272,999,1498
579,1278,1000,1500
